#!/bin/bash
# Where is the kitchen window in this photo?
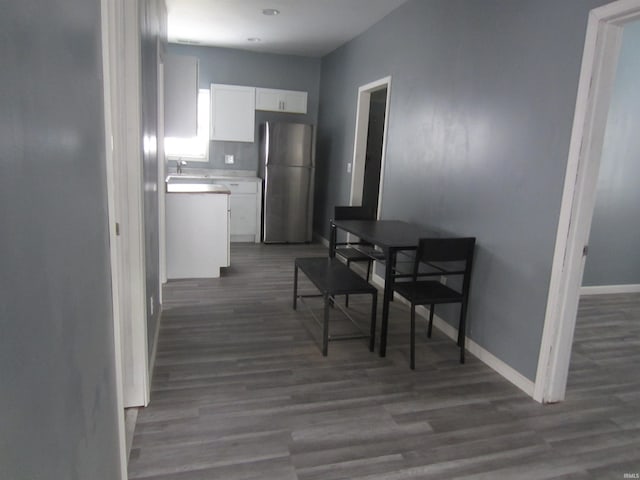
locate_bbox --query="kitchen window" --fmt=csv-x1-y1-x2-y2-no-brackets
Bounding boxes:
165,88,209,161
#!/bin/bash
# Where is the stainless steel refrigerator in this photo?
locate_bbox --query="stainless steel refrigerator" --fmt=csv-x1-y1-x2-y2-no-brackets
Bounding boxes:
259,122,314,243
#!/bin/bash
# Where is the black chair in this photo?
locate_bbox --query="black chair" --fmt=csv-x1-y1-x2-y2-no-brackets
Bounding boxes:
334,206,375,274
393,237,475,369
333,206,383,305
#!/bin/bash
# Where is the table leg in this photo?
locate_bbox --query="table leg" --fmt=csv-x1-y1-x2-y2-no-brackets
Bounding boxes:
322,293,330,356
379,248,396,357
329,222,337,258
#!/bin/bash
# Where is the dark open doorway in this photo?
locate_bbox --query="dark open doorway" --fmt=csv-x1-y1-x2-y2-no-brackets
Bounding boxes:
361,88,387,215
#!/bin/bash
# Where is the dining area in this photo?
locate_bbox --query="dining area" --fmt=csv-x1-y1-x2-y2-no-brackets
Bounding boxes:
128,230,637,479
292,206,476,370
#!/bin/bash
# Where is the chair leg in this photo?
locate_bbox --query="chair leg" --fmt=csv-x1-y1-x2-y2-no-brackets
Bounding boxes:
410,304,416,370
345,260,350,307
366,259,372,281
369,291,377,352
458,302,467,364
293,265,298,310
322,293,330,356
427,304,434,338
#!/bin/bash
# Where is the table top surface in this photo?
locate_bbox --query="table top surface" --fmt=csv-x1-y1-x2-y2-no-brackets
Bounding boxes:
331,219,443,250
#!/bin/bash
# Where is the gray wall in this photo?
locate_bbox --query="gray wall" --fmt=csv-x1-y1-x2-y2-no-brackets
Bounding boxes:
582,21,640,287
140,0,167,363
315,0,608,380
167,44,321,174
0,1,121,478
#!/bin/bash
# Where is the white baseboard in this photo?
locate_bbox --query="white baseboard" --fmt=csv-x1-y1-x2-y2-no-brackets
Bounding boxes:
580,284,640,295
148,304,162,398
124,407,139,460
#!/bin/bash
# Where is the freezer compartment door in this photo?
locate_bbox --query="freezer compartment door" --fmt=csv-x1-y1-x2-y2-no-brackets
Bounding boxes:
262,122,314,168
263,165,313,243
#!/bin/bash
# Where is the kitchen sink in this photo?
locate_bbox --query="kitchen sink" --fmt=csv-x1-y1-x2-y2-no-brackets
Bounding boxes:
165,174,212,182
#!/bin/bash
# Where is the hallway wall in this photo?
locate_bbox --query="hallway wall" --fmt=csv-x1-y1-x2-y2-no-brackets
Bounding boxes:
0,1,122,478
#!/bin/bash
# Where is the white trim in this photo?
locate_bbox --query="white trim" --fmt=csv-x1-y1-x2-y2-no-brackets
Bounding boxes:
581,284,640,295
122,0,150,407
148,304,162,379
158,52,167,292
100,0,127,476
534,0,640,404
349,76,392,218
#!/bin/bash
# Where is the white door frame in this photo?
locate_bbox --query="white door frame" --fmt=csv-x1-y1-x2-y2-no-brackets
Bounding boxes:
102,0,150,413
121,0,151,408
534,0,640,403
349,76,392,217
100,0,127,475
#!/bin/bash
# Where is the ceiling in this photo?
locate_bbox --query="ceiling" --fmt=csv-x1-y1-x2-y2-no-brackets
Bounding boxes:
165,0,410,57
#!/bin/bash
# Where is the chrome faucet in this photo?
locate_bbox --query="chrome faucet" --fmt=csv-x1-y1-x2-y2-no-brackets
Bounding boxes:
177,160,187,174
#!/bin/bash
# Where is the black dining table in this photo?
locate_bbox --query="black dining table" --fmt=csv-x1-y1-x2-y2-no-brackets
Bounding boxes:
329,219,442,357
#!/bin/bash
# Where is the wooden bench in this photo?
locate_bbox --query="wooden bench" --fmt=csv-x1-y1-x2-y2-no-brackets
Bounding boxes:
293,257,377,356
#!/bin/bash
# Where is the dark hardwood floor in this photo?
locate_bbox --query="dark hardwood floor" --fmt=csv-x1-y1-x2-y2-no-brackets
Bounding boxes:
128,243,640,479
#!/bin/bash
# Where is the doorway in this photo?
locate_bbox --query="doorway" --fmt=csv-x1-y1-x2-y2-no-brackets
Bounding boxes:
534,0,640,403
349,77,391,217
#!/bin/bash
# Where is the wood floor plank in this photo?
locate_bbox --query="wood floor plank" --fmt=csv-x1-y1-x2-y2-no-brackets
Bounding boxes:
128,243,640,479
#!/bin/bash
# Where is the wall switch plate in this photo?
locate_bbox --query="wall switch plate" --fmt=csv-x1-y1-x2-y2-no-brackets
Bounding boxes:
347,162,352,173
224,154,235,164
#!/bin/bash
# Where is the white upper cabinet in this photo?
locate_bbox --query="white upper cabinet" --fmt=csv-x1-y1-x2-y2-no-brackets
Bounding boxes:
164,54,198,137
255,88,308,114
210,84,256,142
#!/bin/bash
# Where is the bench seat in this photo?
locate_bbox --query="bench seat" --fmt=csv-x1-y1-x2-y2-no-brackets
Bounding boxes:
293,257,377,356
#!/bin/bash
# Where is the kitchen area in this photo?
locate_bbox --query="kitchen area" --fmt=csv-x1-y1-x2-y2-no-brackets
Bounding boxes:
162,43,321,280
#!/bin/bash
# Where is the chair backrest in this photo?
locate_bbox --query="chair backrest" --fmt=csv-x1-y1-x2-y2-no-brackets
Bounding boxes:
413,237,476,290
334,206,376,221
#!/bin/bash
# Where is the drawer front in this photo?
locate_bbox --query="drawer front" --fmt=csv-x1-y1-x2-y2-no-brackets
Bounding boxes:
214,180,258,194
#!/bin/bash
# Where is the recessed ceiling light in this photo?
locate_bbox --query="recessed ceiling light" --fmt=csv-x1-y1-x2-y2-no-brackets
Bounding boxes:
262,8,280,16
247,37,262,42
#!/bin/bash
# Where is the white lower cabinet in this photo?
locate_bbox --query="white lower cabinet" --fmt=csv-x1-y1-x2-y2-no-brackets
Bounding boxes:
211,178,262,243
166,192,230,279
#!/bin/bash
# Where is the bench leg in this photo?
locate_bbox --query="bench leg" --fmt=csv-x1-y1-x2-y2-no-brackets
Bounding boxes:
369,291,377,352
322,293,330,356
410,304,416,370
427,304,434,338
458,302,467,364
293,265,299,310
345,260,350,308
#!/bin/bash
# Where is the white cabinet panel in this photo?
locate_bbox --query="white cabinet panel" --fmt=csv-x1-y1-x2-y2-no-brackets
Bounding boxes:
166,193,230,278
230,194,257,236
282,90,307,114
254,89,281,112
255,88,307,114
164,54,198,137
210,84,255,142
